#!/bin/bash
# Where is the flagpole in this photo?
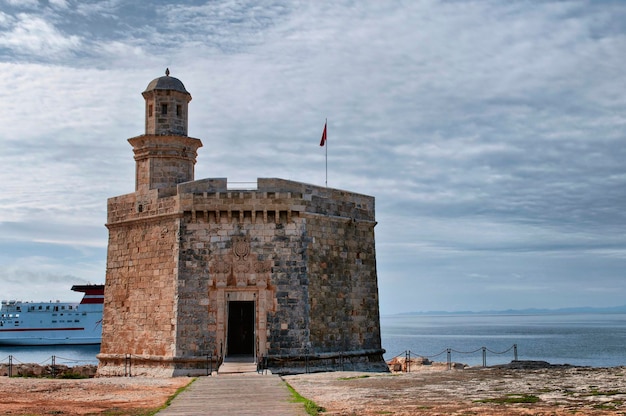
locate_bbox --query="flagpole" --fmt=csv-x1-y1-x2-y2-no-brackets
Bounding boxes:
325,118,328,188
319,119,328,187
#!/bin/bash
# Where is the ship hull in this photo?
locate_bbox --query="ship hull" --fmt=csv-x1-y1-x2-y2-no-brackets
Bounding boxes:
0,336,101,346
0,327,101,346
0,284,104,346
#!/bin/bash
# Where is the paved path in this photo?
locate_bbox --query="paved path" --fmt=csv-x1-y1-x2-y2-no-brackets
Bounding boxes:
157,373,308,416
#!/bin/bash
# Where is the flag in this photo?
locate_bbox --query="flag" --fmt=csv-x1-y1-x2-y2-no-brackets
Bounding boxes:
320,121,327,146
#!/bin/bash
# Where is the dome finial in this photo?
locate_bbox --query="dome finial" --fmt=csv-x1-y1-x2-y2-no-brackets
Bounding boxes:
165,68,170,76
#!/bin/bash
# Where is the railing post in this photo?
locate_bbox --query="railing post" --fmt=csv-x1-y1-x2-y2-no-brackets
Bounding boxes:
51,355,56,378
125,353,131,377
8,355,12,377
447,349,451,370
514,344,518,361
407,350,411,373
482,347,487,367
256,336,259,363
305,347,309,374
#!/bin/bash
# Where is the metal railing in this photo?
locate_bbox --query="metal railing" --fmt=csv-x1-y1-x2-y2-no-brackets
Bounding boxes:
388,344,519,371
1,346,225,378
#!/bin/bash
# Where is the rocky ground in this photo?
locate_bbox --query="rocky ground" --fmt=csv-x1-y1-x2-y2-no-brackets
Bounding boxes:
285,362,626,415
0,362,625,415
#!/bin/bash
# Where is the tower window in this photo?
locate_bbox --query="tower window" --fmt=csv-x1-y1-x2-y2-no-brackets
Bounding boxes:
148,105,153,117
161,103,168,115
176,105,182,116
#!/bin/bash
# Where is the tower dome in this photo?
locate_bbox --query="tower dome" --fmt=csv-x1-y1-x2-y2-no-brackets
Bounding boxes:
141,68,192,136
143,68,189,95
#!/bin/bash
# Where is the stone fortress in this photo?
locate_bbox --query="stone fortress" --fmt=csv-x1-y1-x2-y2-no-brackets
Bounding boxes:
96,70,387,376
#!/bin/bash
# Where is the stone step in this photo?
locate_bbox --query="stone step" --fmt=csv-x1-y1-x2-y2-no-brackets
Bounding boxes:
218,355,258,374
218,360,259,374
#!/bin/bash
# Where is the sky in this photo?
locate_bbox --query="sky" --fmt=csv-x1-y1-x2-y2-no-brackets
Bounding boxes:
0,0,625,315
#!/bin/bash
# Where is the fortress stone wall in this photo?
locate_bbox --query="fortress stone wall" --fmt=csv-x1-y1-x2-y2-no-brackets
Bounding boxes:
97,72,387,376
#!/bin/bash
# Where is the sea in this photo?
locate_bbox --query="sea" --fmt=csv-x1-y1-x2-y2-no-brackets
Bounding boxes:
1,313,624,368
381,313,626,368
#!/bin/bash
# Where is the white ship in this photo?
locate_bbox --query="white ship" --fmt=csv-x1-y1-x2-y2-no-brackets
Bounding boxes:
0,284,104,346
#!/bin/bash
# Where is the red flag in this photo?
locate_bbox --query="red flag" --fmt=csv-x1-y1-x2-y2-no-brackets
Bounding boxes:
319,122,327,146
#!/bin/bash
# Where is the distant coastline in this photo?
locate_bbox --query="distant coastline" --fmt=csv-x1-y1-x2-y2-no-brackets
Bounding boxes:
398,304,626,316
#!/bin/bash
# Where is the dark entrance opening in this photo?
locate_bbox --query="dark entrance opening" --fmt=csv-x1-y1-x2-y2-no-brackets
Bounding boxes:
227,301,255,356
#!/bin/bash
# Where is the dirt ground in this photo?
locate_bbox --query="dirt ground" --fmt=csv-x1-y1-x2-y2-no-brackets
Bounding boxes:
0,377,191,415
1,364,626,415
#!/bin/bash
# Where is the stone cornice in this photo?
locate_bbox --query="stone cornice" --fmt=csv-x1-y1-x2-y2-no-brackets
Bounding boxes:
301,211,377,226
105,212,182,229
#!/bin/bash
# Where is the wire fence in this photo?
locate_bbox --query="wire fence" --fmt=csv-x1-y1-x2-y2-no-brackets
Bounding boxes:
388,344,518,371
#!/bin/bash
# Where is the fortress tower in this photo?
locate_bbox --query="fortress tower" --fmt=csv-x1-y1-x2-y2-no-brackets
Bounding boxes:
97,71,387,376
132,68,200,192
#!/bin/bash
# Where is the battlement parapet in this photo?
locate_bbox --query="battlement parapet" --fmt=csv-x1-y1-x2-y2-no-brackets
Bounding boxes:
107,178,375,226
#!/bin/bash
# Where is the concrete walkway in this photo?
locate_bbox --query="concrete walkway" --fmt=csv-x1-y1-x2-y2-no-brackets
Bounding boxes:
157,373,308,416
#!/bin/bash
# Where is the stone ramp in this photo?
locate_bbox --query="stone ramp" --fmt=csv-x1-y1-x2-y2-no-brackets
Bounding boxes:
157,374,307,416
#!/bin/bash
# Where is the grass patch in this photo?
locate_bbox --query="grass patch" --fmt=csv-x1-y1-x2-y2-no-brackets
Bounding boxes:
140,378,197,416
588,389,622,396
338,375,370,380
593,403,619,410
474,394,540,404
285,382,325,415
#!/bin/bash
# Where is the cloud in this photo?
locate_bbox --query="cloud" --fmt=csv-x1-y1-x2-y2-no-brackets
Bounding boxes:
2,0,38,8
0,263,101,302
48,0,69,9
0,13,81,58
0,11,13,27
